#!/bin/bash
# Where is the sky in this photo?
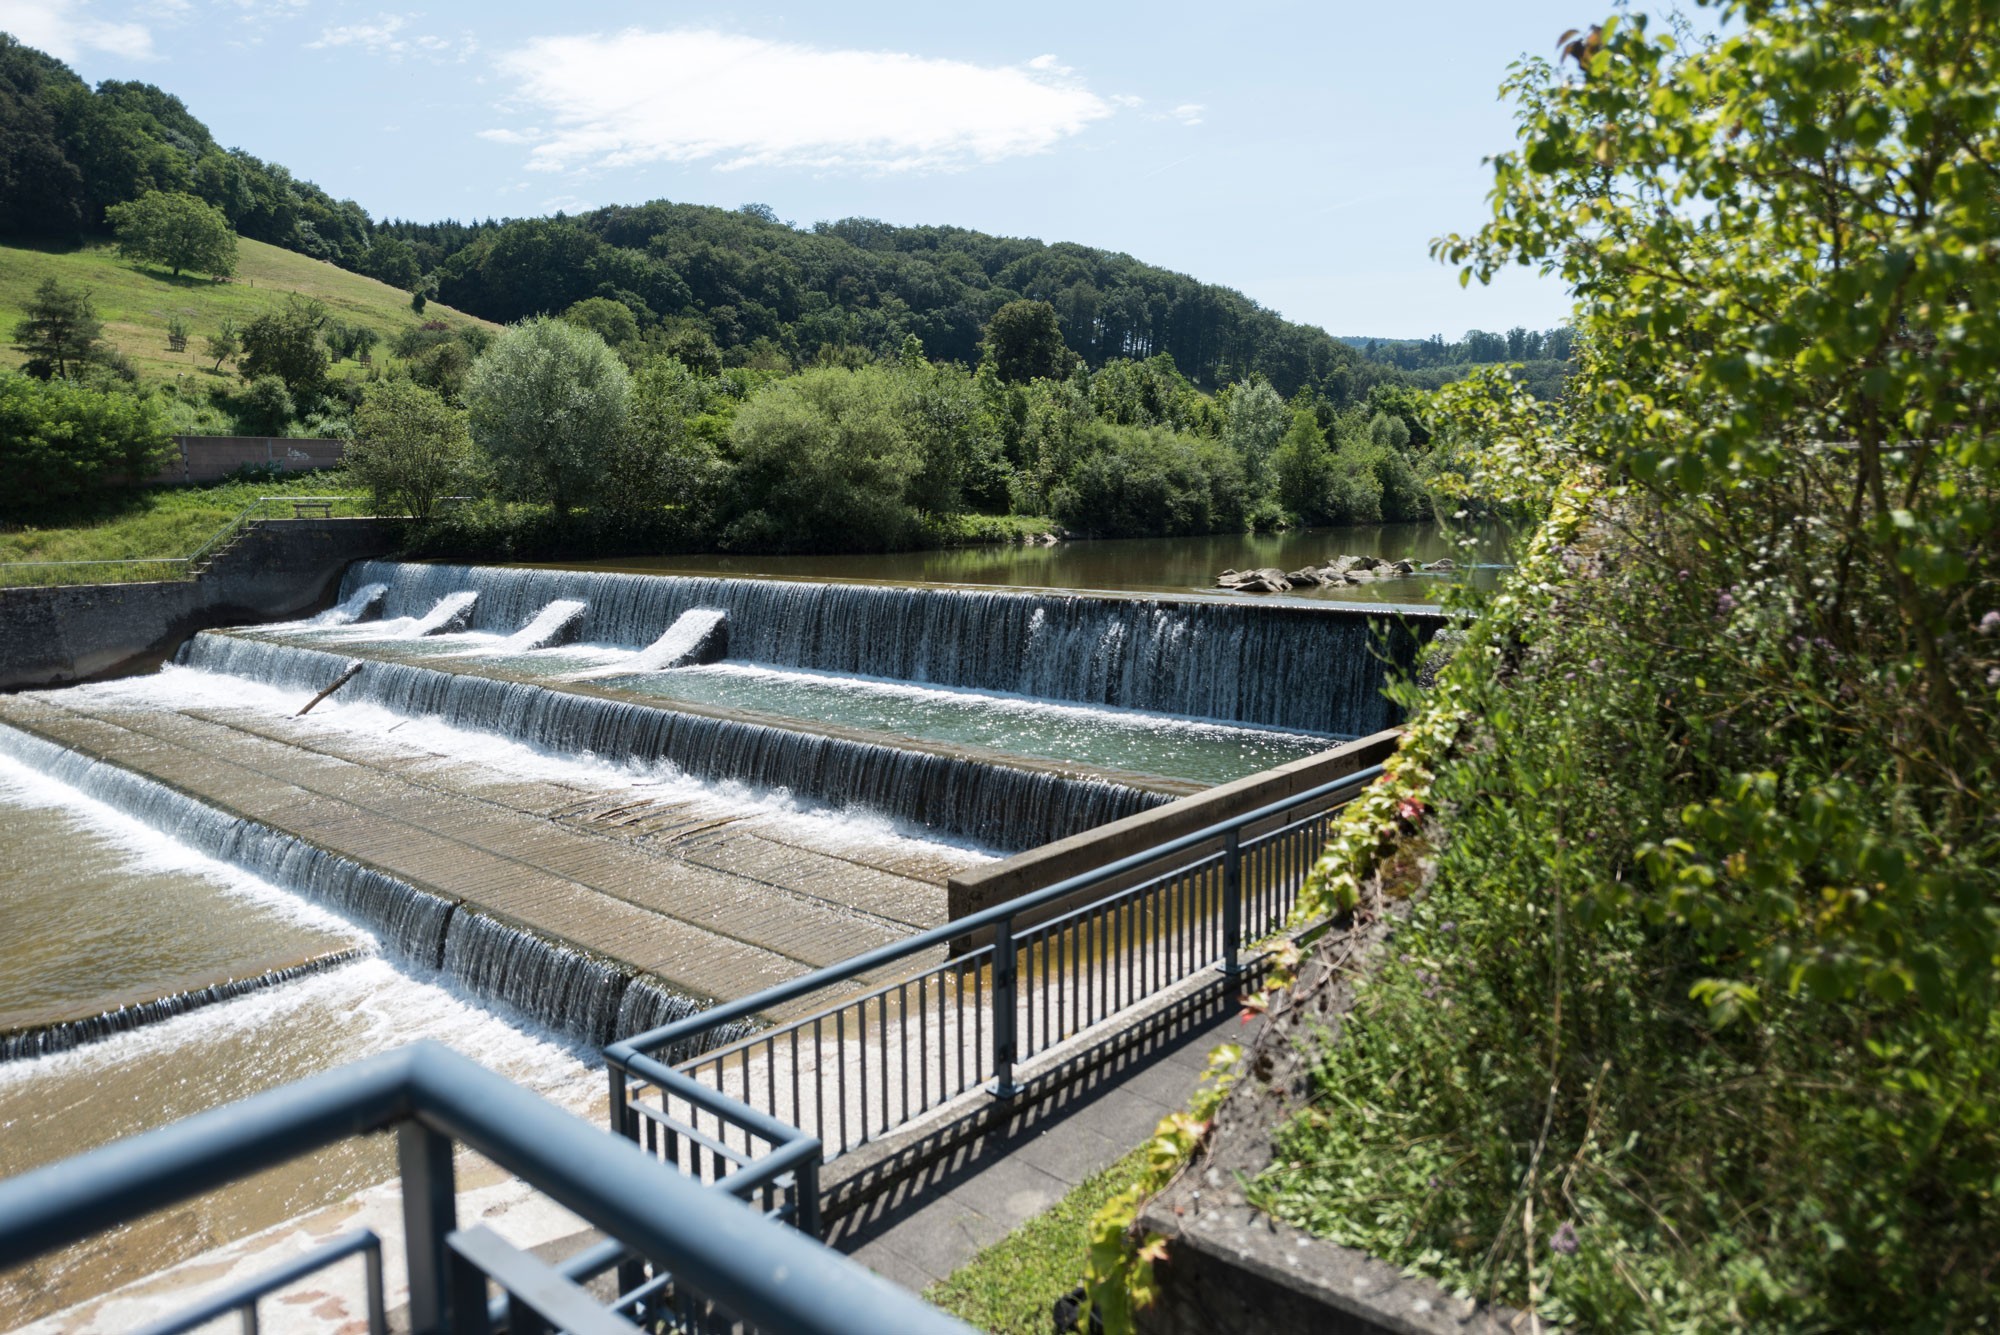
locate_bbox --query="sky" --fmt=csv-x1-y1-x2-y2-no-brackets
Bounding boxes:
0,0,1657,340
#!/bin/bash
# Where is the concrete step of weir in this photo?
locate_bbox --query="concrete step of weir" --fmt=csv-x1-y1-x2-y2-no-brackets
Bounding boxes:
0,692,963,1026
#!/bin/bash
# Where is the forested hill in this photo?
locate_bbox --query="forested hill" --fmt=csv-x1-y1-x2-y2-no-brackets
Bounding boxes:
0,32,1366,400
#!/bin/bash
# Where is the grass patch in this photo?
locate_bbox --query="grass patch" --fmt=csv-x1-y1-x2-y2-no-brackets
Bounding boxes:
0,470,374,587
919,512,1058,548
926,1144,1149,1334
0,237,492,390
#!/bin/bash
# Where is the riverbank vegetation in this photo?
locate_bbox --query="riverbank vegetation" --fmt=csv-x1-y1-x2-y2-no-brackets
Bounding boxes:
1227,2,2000,1328
0,471,368,587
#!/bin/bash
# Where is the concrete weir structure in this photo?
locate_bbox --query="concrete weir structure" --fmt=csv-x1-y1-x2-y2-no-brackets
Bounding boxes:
0,555,1445,1326
0,557,1439,1063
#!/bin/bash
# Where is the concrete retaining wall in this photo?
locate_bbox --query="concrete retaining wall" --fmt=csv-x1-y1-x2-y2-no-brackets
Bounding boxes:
148,437,345,485
0,518,406,691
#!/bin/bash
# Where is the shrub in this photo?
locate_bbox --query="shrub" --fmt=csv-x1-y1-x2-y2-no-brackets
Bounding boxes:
1051,423,1245,537
0,372,175,520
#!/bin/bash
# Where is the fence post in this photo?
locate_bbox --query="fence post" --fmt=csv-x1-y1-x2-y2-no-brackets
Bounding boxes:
990,915,1020,1100
397,1120,464,1335
1221,826,1243,987
797,1149,823,1239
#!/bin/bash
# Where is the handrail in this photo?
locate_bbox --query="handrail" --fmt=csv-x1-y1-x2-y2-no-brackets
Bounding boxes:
606,761,1385,1230
606,762,1385,1069
0,1041,967,1335
132,1229,386,1335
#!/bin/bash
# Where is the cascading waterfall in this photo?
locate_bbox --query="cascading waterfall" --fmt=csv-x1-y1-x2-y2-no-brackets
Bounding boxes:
476,598,588,654
407,590,478,637
441,911,632,1049
0,721,719,1050
308,581,387,627
578,606,728,675
177,635,1169,850
0,949,364,1063
342,560,1434,736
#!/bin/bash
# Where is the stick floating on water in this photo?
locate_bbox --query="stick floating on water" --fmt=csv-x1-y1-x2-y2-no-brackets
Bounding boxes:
296,660,363,716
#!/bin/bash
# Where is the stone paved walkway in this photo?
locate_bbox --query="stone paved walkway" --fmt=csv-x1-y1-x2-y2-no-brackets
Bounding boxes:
823,974,1250,1294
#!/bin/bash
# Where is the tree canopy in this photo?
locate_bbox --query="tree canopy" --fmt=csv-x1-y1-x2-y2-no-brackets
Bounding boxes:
105,188,236,277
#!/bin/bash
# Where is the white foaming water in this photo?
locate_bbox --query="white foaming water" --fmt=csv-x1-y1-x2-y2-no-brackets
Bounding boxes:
453,598,588,656
0,749,362,940
407,590,479,636
303,581,387,628
572,607,728,677
74,665,997,864
683,661,1336,744
0,957,592,1100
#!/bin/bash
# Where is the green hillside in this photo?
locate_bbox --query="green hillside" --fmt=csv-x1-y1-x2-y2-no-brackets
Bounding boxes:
0,237,493,387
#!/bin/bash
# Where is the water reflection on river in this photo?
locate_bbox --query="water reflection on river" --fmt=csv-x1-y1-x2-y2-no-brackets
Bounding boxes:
517,523,1519,604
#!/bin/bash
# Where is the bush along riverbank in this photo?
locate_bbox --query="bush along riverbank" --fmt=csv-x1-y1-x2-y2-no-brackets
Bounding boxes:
1088,2,2000,1329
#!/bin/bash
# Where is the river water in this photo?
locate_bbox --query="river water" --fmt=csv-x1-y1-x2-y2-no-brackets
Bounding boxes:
520,522,1515,605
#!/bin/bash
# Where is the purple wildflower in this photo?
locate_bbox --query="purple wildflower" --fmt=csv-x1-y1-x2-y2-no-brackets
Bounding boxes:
1981,610,2000,636
1717,591,1737,613
1550,1221,1579,1256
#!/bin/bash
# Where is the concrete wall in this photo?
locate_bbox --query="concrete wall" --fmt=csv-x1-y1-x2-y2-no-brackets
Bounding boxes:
0,518,405,691
946,727,1404,928
148,437,345,486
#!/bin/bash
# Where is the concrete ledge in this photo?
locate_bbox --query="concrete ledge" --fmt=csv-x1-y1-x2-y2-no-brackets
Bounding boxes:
946,728,1403,925
0,518,406,691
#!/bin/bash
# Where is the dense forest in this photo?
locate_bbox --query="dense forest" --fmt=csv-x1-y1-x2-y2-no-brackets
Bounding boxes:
0,32,1561,406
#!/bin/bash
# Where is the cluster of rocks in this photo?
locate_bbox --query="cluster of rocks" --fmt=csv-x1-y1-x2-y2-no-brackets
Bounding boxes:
1216,554,1456,593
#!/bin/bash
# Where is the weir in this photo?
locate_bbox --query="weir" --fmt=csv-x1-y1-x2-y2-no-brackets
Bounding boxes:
0,719,733,1049
0,948,364,1063
474,597,588,654
343,560,1436,735
178,633,1176,851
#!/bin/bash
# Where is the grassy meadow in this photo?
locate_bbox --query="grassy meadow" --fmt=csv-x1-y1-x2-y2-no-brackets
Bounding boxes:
0,237,493,389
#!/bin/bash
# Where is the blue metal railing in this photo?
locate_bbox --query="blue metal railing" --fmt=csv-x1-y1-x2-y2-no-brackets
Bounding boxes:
605,763,1386,1225
0,1042,967,1335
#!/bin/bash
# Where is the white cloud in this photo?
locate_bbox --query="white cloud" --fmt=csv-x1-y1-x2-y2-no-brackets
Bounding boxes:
307,11,471,60
309,13,405,52
1172,103,1205,126
0,0,154,60
489,29,1115,175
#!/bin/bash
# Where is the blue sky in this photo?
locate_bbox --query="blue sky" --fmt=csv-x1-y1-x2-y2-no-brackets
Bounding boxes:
1,0,1656,339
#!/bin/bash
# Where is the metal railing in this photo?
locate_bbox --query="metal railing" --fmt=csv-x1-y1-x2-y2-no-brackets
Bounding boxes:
605,763,1384,1226
0,496,364,588
0,1042,967,1335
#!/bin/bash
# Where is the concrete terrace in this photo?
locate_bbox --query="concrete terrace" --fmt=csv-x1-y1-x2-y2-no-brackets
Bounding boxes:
0,688,975,1021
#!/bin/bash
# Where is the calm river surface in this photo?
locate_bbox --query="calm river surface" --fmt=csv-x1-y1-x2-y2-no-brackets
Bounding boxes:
523,523,1516,605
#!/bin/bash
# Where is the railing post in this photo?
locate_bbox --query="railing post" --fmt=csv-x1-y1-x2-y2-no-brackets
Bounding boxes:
989,915,1020,1100
398,1120,472,1335
1221,826,1243,987
797,1150,823,1239
607,1066,633,1142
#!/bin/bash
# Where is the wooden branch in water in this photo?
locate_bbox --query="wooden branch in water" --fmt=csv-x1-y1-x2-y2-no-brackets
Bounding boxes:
297,661,363,716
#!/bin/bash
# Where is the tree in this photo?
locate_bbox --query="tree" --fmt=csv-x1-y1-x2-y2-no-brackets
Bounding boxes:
983,300,1078,384
562,297,641,358
723,366,924,550
204,318,238,372
0,372,173,519
11,276,105,380
1270,409,1332,522
346,380,475,521
105,189,237,278
1221,378,1289,490
609,356,729,530
237,374,294,435
464,316,630,518
238,294,330,400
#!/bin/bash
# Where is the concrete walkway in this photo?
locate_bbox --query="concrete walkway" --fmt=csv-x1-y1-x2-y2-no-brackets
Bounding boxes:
823,973,1250,1294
